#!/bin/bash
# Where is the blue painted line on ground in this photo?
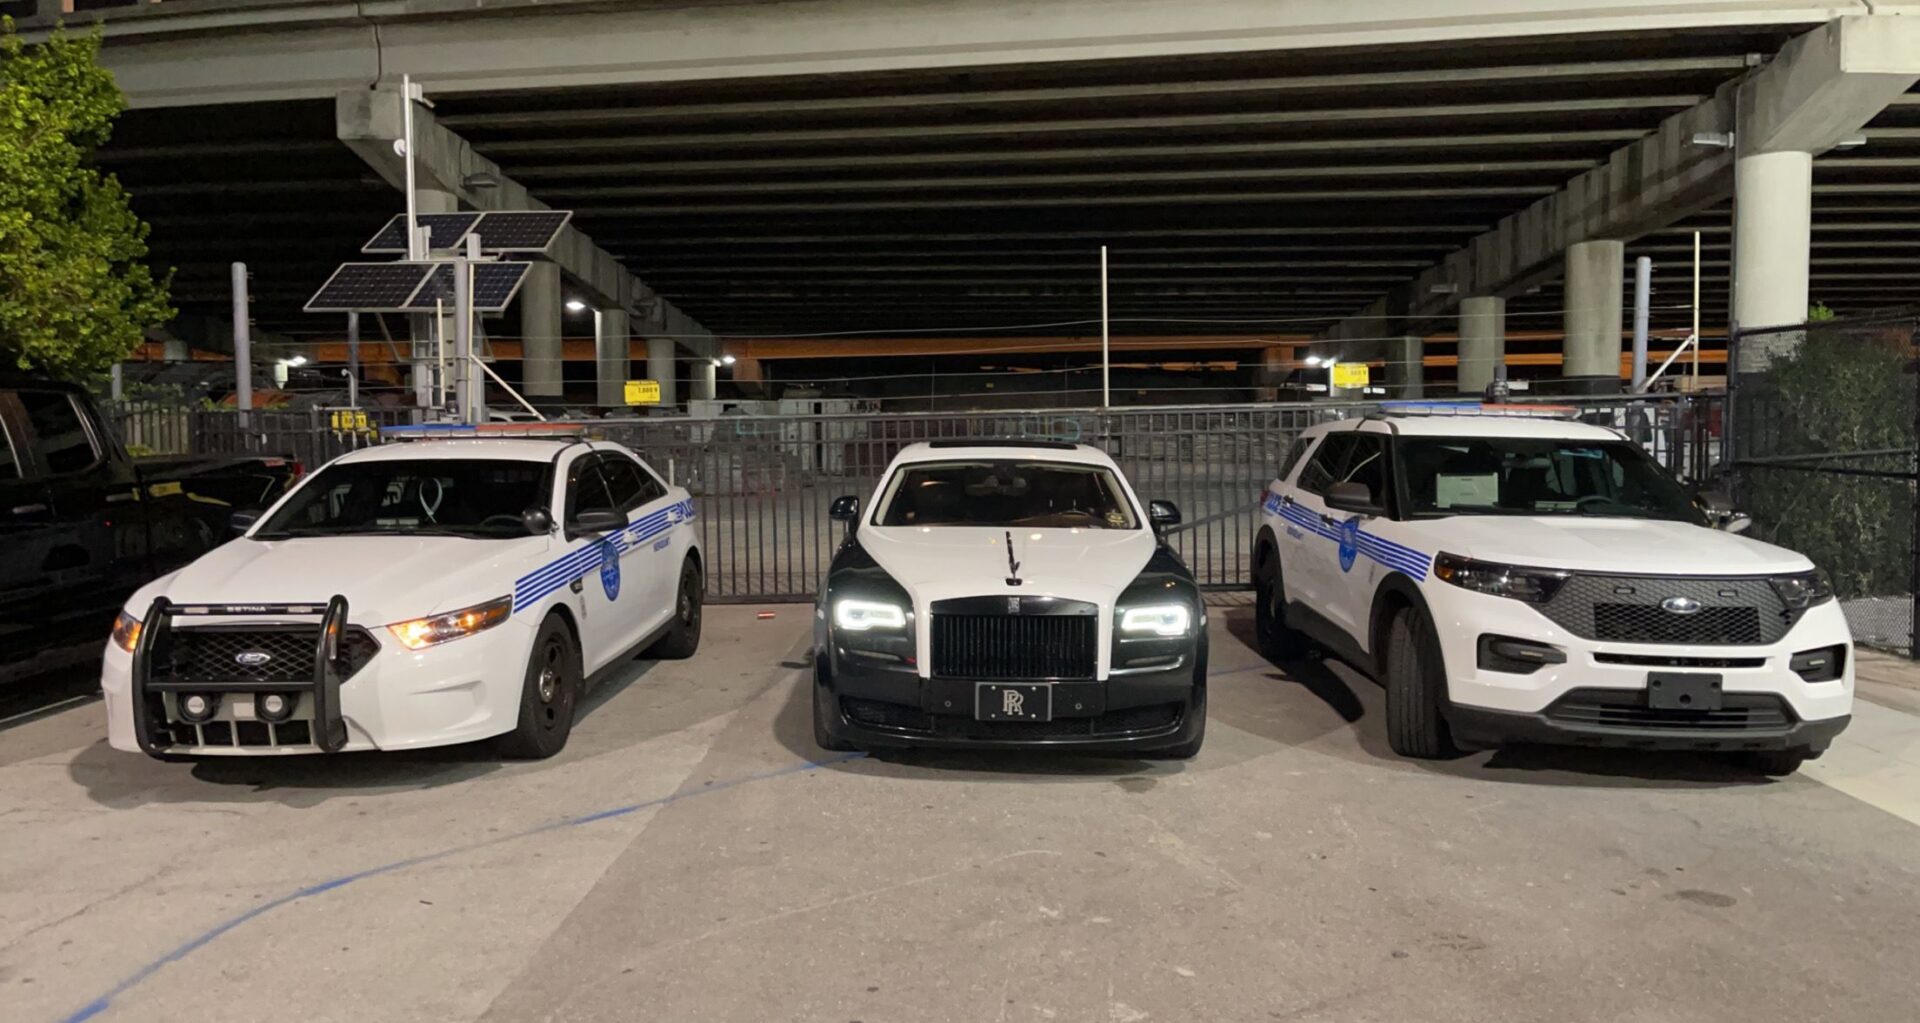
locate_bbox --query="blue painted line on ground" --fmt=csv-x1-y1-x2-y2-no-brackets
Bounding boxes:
57,751,865,1023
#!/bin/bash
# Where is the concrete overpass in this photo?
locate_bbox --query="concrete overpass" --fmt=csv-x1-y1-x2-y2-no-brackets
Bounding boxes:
19,0,1920,400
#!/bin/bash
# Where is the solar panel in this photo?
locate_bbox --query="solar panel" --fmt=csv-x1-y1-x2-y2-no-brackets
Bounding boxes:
362,212,483,254
471,211,571,252
305,263,435,312
402,262,533,313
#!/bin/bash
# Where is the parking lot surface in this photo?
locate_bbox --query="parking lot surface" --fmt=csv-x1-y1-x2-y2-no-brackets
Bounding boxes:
4,605,1919,1023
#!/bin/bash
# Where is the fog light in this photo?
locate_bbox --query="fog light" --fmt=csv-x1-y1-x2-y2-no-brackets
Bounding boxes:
256,692,297,723
178,692,220,724
1477,635,1567,675
1789,645,1845,683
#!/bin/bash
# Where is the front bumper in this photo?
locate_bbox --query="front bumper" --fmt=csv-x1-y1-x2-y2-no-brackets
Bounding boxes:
818,643,1202,752
1428,587,1854,751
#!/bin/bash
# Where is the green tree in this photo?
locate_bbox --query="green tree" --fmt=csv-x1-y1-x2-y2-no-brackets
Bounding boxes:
1,19,171,378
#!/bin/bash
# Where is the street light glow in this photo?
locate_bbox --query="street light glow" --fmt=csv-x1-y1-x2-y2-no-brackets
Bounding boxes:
564,299,587,312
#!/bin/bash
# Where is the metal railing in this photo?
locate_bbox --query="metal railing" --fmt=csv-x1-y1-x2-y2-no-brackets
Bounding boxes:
99,394,1723,603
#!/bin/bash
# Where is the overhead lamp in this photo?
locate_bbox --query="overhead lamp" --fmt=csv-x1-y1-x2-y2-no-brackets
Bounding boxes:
461,171,501,190
720,354,737,366
1428,282,1459,295
564,299,587,312
1689,131,1734,149
282,355,308,367
1304,355,1323,367
1831,136,1868,150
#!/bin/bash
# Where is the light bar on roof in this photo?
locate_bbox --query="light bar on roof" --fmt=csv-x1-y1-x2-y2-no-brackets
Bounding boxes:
1376,401,1580,419
379,422,586,441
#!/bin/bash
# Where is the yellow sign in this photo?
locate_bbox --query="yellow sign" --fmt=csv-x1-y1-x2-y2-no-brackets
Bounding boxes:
624,379,662,405
1331,363,1370,389
329,409,371,432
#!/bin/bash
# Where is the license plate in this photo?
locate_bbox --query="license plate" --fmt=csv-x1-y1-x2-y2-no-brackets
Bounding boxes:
1647,672,1723,711
976,683,1052,722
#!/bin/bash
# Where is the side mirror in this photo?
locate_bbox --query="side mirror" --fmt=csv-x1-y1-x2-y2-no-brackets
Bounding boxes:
1324,482,1383,517
521,506,555,535
229,509,261,534
828,495,860,522
570,509,627,535
1148,500,1182,531
1722,512,1753,535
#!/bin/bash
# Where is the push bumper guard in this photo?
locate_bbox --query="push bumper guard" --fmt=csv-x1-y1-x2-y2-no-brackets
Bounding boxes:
130,596,353,754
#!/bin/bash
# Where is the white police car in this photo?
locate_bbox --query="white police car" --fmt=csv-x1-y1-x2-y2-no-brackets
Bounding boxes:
811,441,1207,758
1253,406,1852,775
102,425,701,759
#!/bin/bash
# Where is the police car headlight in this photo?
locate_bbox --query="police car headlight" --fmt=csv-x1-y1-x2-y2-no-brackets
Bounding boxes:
1433,552,1571,604
111,611,143,653
1121,604,1191,637
834,599,907,632
1770,570,1834,610
388,596,513,650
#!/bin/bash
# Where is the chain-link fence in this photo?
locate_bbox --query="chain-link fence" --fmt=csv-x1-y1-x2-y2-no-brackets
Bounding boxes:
105,395,1720,602
1730,309,1919,655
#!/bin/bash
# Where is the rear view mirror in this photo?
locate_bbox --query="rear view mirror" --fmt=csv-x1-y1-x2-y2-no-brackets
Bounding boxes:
1148,500,1182,531
1324,482,1382,517
829,495,860,522
570,509,627,535
229,509,261,534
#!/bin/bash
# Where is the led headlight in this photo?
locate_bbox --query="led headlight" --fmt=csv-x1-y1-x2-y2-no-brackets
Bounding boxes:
834,599,907,631
387,595,513,650
1120,604,1192,637
1770,569,1835,610
111,611,143,653
1433,552,1571,605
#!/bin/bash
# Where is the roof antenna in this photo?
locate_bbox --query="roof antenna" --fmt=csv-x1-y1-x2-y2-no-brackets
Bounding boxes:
1004,530,1023,587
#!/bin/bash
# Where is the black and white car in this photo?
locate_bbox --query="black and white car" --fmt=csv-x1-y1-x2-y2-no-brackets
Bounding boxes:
811,441,1207,757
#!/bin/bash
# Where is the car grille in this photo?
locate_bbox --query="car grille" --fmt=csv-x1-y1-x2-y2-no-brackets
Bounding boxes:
157,626,380,684
930,614,1097,680
841,698,1181,739
1545,688,1795,732
1538,575,1796,646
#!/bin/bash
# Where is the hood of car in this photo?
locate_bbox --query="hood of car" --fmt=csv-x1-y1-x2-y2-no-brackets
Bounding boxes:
859,526,1157,610
132,535,546,626
1423,516,1814,575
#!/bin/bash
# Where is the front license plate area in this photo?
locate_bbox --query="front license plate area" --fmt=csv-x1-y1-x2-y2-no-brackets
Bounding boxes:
1647,672,1723,711
976,683,1053,722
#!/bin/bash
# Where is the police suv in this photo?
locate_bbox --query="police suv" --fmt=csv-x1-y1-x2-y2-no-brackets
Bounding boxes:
102,425,702,760
1253,406,1852,775
812,441,1207,757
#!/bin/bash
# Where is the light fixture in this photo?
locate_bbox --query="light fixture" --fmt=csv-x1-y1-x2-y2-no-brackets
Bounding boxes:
282,355,308,367
461,171,501,190
564,299,587,312
1832,135,1868,150
1304,355,1323,367
1689,131,1734,149
720,354,737,366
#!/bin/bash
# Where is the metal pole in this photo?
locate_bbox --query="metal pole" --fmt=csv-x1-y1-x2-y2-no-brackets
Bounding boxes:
231,261,252,428
346,312,361,404
1691,231,1702,389
109,363,123,401
1631,256,1651,391
1100,245,1110,409
454,255,476,424
402,74,420,261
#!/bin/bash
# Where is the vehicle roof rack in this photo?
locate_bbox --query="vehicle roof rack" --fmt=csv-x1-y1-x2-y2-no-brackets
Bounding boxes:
379,422,591,441
1367,401,1580,420
924,439,1082,450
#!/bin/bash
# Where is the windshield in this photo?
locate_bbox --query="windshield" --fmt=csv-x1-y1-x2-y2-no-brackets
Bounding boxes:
876,460,1139,529
1398,436,1704,524
254,459,547,539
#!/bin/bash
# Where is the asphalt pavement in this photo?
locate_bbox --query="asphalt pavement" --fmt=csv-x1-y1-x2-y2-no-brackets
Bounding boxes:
3,606,1918,1023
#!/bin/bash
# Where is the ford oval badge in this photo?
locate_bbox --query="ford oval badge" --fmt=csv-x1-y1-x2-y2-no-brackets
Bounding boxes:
235,650,273,666
1660,596,1703,615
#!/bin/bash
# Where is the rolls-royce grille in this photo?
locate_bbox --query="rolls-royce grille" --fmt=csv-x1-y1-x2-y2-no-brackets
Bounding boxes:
1538,575,1795,646
157,626,380,684
930,615,1096,680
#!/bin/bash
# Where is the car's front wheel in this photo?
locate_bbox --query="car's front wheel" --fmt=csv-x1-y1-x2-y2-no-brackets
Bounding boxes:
496,614,581,759
1383,604,1459,759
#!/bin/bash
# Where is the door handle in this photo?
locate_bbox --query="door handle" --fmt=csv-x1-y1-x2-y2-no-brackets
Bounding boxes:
1319,512,1336,527
10,503,48,516
1280,495,1295,508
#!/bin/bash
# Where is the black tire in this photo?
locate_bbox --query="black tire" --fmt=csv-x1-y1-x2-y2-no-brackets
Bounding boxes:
1254,548,1309,662
1383,605,1459,759
646,559,704,660
811,661,858,753
1745,748,1810,777
495,615,581,759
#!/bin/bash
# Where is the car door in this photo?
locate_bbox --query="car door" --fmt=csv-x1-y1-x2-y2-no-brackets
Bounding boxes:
563,453,631,673
14,389,147,630
1278,431,1355,618
0,396,63,663
1321,430,1394,639
596,451,679,652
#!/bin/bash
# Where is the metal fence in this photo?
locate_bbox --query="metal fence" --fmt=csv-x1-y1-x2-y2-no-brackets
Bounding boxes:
102,394,1722,603
1730,310,1919,655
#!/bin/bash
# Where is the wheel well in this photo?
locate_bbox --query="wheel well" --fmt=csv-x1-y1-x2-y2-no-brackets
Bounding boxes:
685,546,705,580
1368,583,1417,664
1252,527,1278,580
544,604,583,655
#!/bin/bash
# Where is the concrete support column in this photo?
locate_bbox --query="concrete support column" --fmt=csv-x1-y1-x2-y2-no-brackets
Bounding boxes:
519,262,564,400
1385,336,1423,399
646,337,679,411
594,309,629,408
691,359,717,403
1456,296,1505,395
1732,149,1814,372
1562,239,1625,391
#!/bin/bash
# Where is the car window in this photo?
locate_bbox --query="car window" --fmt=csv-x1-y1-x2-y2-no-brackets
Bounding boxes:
599,456,645,510
254,459,546,538
0,411,19,481
875,460,1139,529
1341,433,1390,506
1397,436,1704,524
568,457,619,519
1276,437,1313,484
1295,434,1352,496
17,391,100,474
634,461,669,505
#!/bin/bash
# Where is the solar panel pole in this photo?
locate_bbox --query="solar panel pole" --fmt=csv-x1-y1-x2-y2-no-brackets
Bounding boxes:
455,235,479,424
1100,245,1110,409
231,261,252,429
401,74,421,261
346,312,361,404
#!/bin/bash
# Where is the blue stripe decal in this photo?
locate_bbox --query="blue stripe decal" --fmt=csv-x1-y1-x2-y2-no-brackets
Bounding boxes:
512,499,696,613
1262,491,1431,581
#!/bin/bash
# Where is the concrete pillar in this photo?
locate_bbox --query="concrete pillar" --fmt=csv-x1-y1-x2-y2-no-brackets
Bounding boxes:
519,262,564,400
1456,296,1505,396
594,309,629,408
1385,336,1423,399
1732,150,1814,372
1562,239,1625,391
646,337,678,411
691,359,717,403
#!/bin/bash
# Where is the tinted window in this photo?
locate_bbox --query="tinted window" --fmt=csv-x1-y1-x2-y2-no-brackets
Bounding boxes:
600,457,645,510
0,413,18,481
18,392,98,474
1277,437,1313,484
1296,434,1352,496
1343,434,1390,506
877,460,1138,529
255,459,546,538
569,458,619,518
1398,436,1703,524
